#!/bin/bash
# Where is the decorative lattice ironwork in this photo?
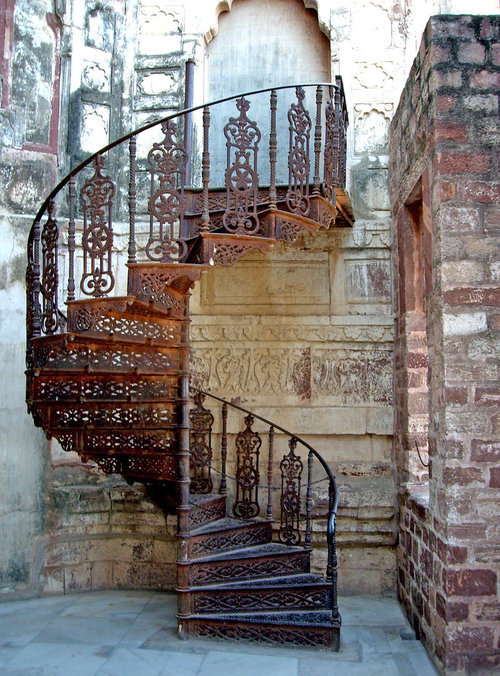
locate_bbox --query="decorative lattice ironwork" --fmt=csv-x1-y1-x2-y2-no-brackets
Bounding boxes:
40,201,60,335
146,120,188,262
223,97,261,235
286,87,311,216
80,155,115,297
323,89,336,202
233,414,261,519
279,437,303,545
189,391,214,494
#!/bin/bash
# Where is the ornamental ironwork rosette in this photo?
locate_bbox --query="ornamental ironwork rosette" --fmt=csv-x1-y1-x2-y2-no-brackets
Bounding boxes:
146,120,188,262
223,97,261,235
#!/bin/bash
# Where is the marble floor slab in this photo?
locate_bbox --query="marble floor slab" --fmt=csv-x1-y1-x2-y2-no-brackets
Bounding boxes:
0,591,438,675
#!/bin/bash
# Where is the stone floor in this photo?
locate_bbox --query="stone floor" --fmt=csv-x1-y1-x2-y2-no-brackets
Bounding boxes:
0,591,437,675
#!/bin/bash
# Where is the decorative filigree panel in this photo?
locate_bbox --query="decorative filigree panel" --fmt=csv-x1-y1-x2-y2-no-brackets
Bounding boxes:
146,120,187,262
193,587,328,613
223,97,261,235
190,551,308,585
33,376,177,402
286,87,311,216
35,342,177,372
70,307,180,343
189,391,214,494
190,523,270,557
80,155,115,297
279,438,303,545
40,202,60,335
47,404,175,428
189,499,225,528
233,414,261,519
191,621,334,648
85,430,174,453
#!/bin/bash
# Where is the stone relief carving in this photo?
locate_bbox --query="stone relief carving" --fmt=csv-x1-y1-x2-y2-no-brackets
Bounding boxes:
312,349,393,405
190,323,394,344
190,347,311,400
82,62,110,92
354,63,393,90
138,72,176,96
81,103,110,154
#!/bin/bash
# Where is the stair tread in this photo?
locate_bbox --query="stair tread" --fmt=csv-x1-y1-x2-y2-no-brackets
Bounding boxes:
184,573,328,592
190,516,268,536
189,494,224,507
185,542,307,564
185,610,339,627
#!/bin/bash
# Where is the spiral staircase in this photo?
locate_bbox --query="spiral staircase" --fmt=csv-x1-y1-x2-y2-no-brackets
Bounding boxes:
26,80,352,649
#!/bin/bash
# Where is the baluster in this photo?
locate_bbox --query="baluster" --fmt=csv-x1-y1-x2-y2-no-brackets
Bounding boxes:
31,218,42,338
266,425,274,521
326,482,334,581
269,89,277,209
313,86,323,195
305,450,313,547
331,507,340,623
41,199,60,335
200,106,210,232
279,437,303,545
233,414,261,519
323,85,335,202
128,135,137,264
286,86,311,216
67,176,76,302
188,391,214,494
219,401,228,496
333,83,341,189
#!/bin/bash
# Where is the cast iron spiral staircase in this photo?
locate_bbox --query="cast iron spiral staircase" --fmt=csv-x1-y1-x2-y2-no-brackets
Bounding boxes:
25,80,352,649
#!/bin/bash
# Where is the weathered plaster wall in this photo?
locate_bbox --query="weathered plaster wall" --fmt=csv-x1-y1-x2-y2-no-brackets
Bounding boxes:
390,13,499,674
0,0,497,600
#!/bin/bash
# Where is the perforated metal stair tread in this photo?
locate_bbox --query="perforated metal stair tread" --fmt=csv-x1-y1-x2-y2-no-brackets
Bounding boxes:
183,573,329,591
181,542,307,563
189,516,268,536
186,610,339,626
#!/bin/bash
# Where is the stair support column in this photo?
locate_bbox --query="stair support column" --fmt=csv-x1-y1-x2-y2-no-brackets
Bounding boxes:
177,292,192,640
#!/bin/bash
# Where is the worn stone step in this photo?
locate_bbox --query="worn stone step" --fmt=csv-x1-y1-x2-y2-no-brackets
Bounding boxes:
187,518,272,558
178,543,310,588
179,573,332,615
181,609,340,650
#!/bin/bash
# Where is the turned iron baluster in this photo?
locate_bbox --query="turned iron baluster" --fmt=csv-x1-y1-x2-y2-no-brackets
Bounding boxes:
233,414,261,519
305,449,313,547
128,135,137,264
67,176,76,302
323,85,335,202
266,425,275,521
219,401,228,496
200,106,210,233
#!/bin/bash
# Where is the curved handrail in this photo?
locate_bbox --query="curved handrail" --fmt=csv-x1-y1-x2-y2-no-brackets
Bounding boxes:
31,81,341,227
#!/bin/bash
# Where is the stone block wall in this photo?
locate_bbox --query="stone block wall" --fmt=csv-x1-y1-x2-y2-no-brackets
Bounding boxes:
389,14,499,674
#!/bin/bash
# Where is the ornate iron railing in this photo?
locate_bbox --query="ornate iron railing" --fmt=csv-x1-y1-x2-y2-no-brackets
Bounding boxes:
25,79,348,370
190,388,340,625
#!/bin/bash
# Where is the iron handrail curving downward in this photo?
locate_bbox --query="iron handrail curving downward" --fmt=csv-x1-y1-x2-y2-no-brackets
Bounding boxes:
25,79,348,372
191,387,340,625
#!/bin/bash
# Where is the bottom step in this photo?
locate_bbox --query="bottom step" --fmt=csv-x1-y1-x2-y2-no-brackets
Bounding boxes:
180,610,341,650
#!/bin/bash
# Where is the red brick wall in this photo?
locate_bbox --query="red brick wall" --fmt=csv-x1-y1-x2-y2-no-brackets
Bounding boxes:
390,15,499,675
